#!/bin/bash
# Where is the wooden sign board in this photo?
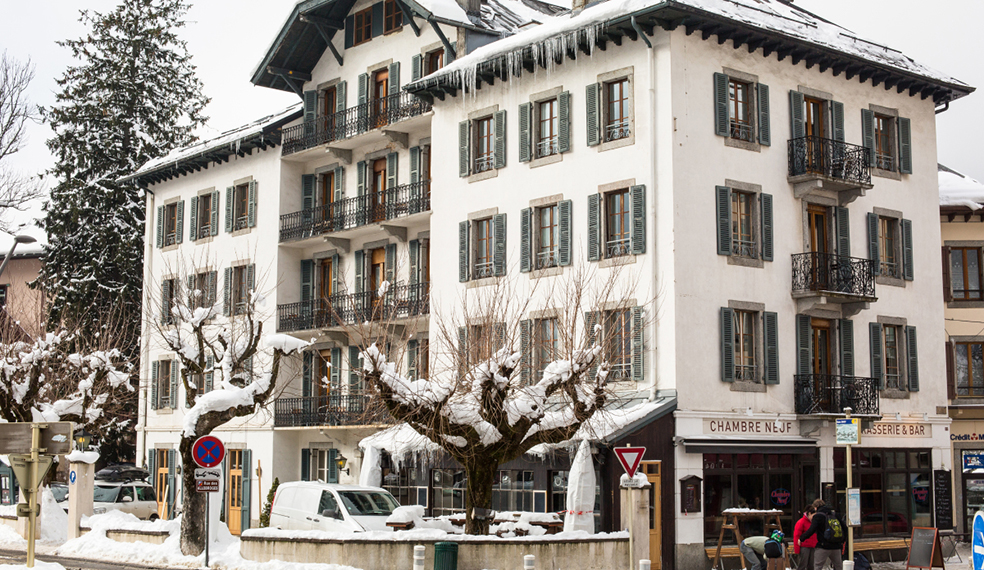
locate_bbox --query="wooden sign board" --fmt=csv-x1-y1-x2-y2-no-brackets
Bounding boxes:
0,422,73,455
906,527,945,569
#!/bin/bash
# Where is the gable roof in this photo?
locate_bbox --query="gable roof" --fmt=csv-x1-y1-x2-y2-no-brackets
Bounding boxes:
940,163,984,211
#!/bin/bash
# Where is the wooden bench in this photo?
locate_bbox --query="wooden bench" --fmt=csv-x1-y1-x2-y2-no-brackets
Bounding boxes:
704,538,911,568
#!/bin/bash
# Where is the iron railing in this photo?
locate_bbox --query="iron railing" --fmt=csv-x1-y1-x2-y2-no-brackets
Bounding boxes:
277,282,430,332
791,252,876,299
732,238,757,258
788,136,871,186
282,92,432,155
730,120,753,142
474,155,495,173
536,250,558,269
794,374,880,415
473,262,495,280
607,238,631,258
537,138,559,158
875,153,895,172
280,180,431,242
273,394,391,427
606,121,631,142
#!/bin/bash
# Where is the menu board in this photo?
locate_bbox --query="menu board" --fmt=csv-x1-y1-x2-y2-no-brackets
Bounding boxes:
933,469,953,530
906,527,944,569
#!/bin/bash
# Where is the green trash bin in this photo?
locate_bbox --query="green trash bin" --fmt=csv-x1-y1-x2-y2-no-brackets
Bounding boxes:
434,541,459,570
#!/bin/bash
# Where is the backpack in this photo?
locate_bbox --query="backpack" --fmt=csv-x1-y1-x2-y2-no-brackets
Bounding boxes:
764,538,784,559
823,512,845,543
854,553,872,570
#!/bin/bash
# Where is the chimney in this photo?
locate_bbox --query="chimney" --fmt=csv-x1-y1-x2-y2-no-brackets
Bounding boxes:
458,0,481,18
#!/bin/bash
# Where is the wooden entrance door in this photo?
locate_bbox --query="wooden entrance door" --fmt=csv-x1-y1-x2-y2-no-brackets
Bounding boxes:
155,449,169,520
227,449,243,535
804,96,825,172
811,319,832,408
373,69,389,127
641,461,662,569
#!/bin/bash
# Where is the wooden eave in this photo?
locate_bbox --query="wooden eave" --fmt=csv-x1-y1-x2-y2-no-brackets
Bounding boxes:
941,205,984,223
407,1,974,105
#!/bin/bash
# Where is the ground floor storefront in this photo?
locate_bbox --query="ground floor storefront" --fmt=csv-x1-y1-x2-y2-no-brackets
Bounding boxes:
947,415,984,534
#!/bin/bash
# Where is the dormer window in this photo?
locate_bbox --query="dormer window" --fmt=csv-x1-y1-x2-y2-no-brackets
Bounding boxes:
384,0,402,33
354,8,372,46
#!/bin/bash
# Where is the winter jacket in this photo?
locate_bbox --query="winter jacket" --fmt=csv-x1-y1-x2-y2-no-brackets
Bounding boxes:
794,514,818,553
798,506,844,551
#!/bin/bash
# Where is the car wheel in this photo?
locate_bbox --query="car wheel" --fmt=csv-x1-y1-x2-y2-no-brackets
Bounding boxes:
149,514,159,521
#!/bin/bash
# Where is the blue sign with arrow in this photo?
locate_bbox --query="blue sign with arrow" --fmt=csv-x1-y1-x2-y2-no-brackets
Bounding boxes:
973,510,984,570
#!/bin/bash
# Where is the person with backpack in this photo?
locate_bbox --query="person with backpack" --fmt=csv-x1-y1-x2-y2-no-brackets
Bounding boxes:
798,499,846,570
794,505,818,570
740,530,785,570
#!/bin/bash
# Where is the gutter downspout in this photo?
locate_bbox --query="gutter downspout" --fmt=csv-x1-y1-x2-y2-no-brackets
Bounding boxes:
138,185,154,469
935,101,949,115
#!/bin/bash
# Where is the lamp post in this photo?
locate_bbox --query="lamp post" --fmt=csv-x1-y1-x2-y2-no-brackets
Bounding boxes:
337,453,350,476
74,428,93,452
0,234,37,281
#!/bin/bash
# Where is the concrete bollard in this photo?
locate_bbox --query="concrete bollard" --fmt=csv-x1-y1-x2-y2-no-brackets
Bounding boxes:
67,461,95,540
413,545,425,570
639,560,651,570
843,561,854,570
523,554,535,570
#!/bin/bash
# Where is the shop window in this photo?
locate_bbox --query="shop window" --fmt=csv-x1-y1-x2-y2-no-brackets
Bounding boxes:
834,448,931,537
431,469,465,517
492,470,534,512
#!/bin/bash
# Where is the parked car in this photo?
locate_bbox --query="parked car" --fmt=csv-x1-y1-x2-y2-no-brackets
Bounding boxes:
91,481,159,520
270,481,400,532
50,483,68,503
95,463,149,482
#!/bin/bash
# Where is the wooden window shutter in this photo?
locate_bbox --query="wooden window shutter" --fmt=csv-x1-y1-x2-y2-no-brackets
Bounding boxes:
409,146,420,184
356,160,366,195
344,14,354,47
204,355,214,393
902,218,914,281
493,213,506,276
349,346,362,391
558,91,571,153
336,81,346,113
861,109,875,165
716,186,732,256
210,191,220,236
519,320,531,385
386,152,398,189
411,54,422,81
760,193,773,262
585,311,600,379
357,73,368,125
330,347,341,390
764,311,779,384
720,307,734,382
331,254,340,299
372,2,384,36
301,449,311,481
946,341,956,400
175,201,184,244
240,450,252,531
839,319,854,376
898,116,912,174
942,246,953,302
247,181,257,228
225,187,233,232
866,212,880,275
520,208,532,273
494,110,507,169
458,120,470,177
161,279,171,325
150,361,159,410
757,83,771,146
334,167,344,201
388,61,400,97
869,322,883,389
386,243,397,285
156,206,164,247
223,267,233,316
304,90,318,135
302,174,315,210
789,90,805,139
587,193,601,262
407,339,418,380
459,220,470,282
354,250,365,293
630,185,646,255
586,82,600,146
208,271,217,307
409,239,420,285
300,260,314,303
631,306,644,382
189,196,198,241
328,448,338,484
831,101,845,142
247,264,255,295
559,200,572,266
905,326,919,391
169,359,179,409
713,73,729,137
796,314,812,376
836,206,851,257
518,102,532,162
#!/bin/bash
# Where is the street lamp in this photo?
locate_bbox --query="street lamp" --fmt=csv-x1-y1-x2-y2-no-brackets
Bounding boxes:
337,453,350,476
74,428,93,451
0,234,37,281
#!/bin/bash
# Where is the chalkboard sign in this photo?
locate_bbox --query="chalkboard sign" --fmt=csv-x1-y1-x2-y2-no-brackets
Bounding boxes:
906,527,944,569
933,470,953,530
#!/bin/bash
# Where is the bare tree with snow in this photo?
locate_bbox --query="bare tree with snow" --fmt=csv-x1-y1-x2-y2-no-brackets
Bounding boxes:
0,51,43,233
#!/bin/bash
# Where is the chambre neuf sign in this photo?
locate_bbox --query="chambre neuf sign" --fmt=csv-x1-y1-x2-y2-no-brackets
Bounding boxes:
704,419,795,435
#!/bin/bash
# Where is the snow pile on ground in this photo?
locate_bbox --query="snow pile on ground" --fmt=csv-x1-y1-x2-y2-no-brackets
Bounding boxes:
940,164,984,210
246,524,626,543
0,562,66,570
39,488,67,544
0,522,26,547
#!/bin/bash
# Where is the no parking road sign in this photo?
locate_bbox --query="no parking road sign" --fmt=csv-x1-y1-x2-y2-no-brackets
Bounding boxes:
192,435,225,468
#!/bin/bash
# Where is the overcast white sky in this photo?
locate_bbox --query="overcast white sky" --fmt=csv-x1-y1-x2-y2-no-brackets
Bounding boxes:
0,0,981,249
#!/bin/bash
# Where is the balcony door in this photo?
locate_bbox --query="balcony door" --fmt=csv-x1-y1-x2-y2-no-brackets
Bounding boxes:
804,97,825,173
370,158,387,223
808,205,830,290
812,319,833,408
373,69,389,127
369,247,386,315
320,170,336,230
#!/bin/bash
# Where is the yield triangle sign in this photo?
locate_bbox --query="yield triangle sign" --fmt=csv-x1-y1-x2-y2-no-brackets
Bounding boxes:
615,446,646,478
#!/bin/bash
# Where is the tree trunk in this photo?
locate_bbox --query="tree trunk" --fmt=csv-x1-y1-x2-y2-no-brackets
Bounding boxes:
463,459,498,535
178,437,206,556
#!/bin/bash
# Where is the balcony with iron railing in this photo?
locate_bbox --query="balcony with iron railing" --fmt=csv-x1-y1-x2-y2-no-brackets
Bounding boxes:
280,180,430,243
607,238,631,258
606,120,631,142
794,374,880,416
730,119,753,142
787,136,873,199
537,137,560,159
536,249,558,270
277,281,429,333
473,261,495,280
282,92,433,156
791,252,876,303
273,394,391,427
474,154,495,174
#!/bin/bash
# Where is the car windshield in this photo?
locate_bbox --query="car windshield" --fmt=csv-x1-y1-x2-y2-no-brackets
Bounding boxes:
50,486,68,502
337,491,399,516
94,485,120,503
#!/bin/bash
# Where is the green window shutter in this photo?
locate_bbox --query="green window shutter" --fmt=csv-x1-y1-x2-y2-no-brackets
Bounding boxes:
789,90,805,139
716,186,732,256
304,90,317,124
388,61,400,96
457,326,468,367
869,322,883,389
204,355,214,392
631,306,644,382
902,218,914,281
906,326,919,391
519,319,531,385
300,449,311,481
757,83,771,146
175,201,184,244
241,449,252,531
493,213,506,277
328,448,338,484
459,220,470,282
458,120,470,177
349,346,362,392
331,254,340,295
839,319,854,376
558,91,571,153
386,243,397,285
354,250,365,293
760,193,773,262
720,307,734,382
585,311,600,379
386,152,398,189
358,73,368,105
334,167,344,201
247,264,255,294
411,54,422,81
764,311,779,385
831,101,845,142
586,83,600,147
187,275,194,299
336,81,346,113
559,200,572,266
189,196,198,241
630,185,646,255
247,181,257,228
167,451,176,519
161,279,171,325
156,206,164,247
713,73,729,137
225,186,234,232
520,208,532,273
409,146,420,184
587,193,601,262
796,314,812,376
208,271,217,307
300,260,314,303
302,174,315,210
898,117,912,174
861,109,875,165
836,206,851,257
867,212,880,275
223,267,232,316
151,361,159,410
169,360,179,409
210,191,220,236
519,102,532,162
357,74,368,130
356,160,366,203
147,450,156,488
409,239,420,285
494,110,506,169
331,347,341,390
407,339,418,380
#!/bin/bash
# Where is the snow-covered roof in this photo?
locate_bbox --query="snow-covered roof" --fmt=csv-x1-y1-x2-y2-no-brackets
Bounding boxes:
409,0,972,104
939,163,984,211
124,104,302,185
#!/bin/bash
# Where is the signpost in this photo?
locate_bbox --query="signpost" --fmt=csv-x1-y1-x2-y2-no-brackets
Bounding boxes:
847,488,861,527
905,527,945,569
615,445,647,570
192,436,225,568
837,410,859,563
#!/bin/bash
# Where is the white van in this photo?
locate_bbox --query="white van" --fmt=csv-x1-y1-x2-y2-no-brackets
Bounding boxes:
269,481,400,532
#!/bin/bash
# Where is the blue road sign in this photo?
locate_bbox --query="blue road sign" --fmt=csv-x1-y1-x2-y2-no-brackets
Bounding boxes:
192,435,225,469
973,510,984,570
69,471,76,485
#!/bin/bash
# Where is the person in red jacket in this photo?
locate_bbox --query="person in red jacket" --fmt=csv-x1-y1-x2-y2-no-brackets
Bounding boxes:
794,505,818,570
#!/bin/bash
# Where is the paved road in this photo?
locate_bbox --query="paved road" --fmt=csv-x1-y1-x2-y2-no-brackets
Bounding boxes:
0,548,170,570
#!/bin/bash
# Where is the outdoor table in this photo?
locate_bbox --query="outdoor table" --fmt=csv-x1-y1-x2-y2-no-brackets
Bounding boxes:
711,508,784,570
